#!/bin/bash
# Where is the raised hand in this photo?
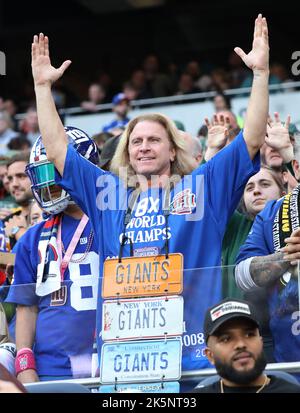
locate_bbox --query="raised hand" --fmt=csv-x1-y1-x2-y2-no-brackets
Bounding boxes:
265,112,293,162
204,114,231,161
234,14,269,73
205,114,231,149
32,33,71,87
266,112,291,149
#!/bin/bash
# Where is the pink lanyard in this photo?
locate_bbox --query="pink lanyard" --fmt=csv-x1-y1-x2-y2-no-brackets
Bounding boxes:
57,214,89,280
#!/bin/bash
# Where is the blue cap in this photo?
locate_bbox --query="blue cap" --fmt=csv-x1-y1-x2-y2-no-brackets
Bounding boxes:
112,93,129,105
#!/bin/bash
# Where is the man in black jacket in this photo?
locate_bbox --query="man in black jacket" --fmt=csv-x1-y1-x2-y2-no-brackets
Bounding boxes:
192,298,300,393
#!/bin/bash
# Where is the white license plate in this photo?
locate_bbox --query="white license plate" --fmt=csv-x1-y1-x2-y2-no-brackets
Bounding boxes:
100,338,182,384
99,381,180,393
102,296,184,341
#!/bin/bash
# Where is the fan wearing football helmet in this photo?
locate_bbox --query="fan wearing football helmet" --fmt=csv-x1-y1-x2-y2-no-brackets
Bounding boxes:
7,127,100,383
26,126,99,215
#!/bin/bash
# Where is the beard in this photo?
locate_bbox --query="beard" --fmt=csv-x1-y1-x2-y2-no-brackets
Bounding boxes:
15,191,32,206
214,351,267,385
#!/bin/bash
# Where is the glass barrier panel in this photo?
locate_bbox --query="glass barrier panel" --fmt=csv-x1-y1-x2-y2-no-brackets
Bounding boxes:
1,258,300,392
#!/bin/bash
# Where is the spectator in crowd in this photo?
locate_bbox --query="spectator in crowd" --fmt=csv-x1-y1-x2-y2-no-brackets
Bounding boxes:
29,199,44,227
240,66,282,90
142,54,174,97
180,131,203,167
0,157,18,214
91,131,113,155
279,163,298,194
6,132,100,383
260,114,297,193
192,298,300,393
185,60,213,92
3,153,33,250
128,69,152,100
102,93,130,134
31,13,269,380
0,153,34,331
227,50,249,88
222,165,286,361
197,124,208,153
261,116,296,169
122,81,138,101
98,134,121,171
8,136,31,152
211,68,231,92
235,131,300,368
97,72,114,101
175,73,200,95
80,83,106,112
19,108,40,146
51,80,67,109
2,100,18,130
173,119,185,131
205,112,292,361
0,112,18,156
288,123,300,145
270,62,294,85
213,92,231,112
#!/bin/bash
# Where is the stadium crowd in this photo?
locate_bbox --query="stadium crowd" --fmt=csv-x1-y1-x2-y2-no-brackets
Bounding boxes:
0,13,300,394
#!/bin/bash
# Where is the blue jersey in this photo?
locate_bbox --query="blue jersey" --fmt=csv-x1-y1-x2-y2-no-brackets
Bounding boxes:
236,197,300,363
57,131,259,372
0,220,8,252
6,214,99,378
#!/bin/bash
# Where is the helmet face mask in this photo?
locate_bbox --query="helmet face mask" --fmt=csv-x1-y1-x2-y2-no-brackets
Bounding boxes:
27,126,99,215
26,158,72,214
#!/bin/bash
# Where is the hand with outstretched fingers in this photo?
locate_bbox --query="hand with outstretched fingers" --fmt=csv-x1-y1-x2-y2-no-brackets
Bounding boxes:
205,114,231,149
234,14,269,73
265,112,293,162
32,33,71,87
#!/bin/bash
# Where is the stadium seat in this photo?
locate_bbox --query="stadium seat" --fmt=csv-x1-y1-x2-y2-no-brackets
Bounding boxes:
25,382,91,393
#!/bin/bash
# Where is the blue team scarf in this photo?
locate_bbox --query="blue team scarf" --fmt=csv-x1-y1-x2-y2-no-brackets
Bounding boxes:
272,185,300,316
273,185,300,252
36,214,62,296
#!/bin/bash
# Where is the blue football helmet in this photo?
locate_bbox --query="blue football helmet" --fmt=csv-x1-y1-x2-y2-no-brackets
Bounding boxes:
26,126,99,214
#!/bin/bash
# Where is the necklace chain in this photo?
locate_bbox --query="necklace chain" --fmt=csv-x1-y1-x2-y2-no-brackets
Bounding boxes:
61,230,94,263
220,375,269,393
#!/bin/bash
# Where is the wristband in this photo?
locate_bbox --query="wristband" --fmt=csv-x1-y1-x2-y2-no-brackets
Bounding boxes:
15,348,37,375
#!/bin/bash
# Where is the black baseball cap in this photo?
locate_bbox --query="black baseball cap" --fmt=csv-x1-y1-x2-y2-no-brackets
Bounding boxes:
204,298,259,343
99,135,120,168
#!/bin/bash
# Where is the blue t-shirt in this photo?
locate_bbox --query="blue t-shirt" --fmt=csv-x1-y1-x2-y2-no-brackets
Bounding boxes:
57,131,259,373
236,197,300,363
102,117,130,133
6,214,99,378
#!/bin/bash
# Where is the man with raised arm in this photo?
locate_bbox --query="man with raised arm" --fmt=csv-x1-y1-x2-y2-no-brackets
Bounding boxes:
31,15,269,385
235,131,300,367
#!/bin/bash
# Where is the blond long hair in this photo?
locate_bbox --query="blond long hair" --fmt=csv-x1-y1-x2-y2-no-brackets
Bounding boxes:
110,113,196,187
